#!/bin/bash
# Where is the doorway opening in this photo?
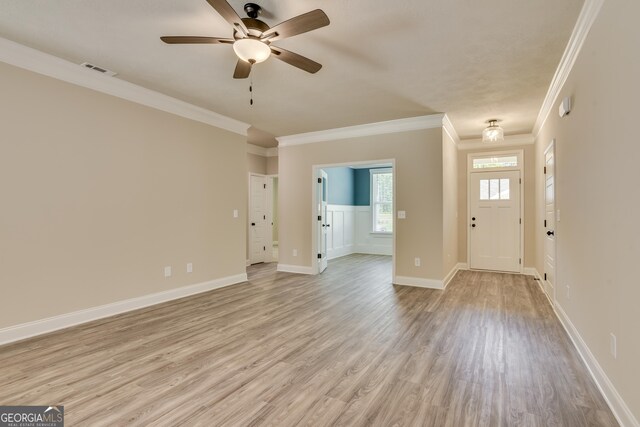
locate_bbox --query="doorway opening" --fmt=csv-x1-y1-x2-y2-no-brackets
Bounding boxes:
467,150,524,273
312,160,395,276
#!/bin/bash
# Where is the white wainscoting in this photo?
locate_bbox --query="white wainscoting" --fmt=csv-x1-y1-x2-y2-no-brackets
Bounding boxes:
326,205,392,260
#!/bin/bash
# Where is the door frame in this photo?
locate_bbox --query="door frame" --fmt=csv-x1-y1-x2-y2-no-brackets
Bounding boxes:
265,174,278,263
311,159,396,276
543,139,556,303
467,149,524,273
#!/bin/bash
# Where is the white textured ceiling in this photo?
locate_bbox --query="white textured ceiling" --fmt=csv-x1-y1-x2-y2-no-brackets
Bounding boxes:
0,0,583,147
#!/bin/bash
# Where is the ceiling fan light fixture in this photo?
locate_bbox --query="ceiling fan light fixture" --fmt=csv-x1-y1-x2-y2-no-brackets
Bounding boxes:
482,119,504,143
233,38,271,64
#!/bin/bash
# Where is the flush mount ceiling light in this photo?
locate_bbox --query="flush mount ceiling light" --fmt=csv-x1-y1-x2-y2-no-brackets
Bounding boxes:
482,119,504,143
233,37,271,64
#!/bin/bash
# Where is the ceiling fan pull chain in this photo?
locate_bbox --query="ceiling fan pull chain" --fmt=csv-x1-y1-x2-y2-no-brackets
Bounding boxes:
249,77,254,106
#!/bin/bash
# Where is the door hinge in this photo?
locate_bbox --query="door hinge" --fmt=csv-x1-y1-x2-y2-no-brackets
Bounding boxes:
519,218,522,224
318,215,322,221
263,215,266,220
317,253,322,259
544,273,547,280
544,219,547,227
263,246,266,251
544,166,547,174
263,183,266,189
318,178,322,183
519,258,521,265
519,178,522,184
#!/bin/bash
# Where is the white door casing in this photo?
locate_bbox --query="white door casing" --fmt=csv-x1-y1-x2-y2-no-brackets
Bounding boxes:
249,174,267,264
544,141,556,301
469,170,521,272
317,170,328,273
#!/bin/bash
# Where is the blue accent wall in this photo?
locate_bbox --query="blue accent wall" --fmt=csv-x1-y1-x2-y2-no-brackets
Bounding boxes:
323,167,355,205
354,169,371,206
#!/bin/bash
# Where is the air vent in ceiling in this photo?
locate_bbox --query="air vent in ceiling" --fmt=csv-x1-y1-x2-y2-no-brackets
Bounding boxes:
80,62,117,77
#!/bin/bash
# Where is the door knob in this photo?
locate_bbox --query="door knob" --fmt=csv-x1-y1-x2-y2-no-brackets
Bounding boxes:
471,224,476,228
472,217,476,221
326,224,331,227
547,230,554,236
251,222,256,226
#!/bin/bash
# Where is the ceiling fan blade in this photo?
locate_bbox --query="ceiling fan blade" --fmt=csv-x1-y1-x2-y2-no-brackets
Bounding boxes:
233,60,252,79
270,46,322,74
161,36,234,44
205,0,249,36
262,9,329,42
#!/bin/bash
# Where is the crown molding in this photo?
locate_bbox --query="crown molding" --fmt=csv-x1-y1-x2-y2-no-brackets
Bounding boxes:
0,37,249,136
532,0,605,138
442,114,460,145
457,134,534,150
247,143,278,157
277,114,445,147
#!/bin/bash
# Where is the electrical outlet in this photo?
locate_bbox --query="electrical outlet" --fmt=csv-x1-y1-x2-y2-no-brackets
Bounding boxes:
397,210,406,219
414,257,421,267
187,263,193,273
293,249,298,257
610,333,617,359
164,266,172,278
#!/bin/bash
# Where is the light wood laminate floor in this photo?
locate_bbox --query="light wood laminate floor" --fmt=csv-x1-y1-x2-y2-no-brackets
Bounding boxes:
0,255,617,426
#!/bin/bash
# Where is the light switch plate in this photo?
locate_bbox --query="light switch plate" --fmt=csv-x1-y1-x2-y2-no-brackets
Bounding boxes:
233,209,239,218
187,263,193,273
164,266,172,278
398,210,406,219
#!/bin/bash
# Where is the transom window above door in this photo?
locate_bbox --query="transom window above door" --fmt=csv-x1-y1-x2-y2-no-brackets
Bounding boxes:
472,155,518,169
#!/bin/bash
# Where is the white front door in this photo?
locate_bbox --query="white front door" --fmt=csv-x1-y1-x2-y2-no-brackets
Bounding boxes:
317,170,328,273
249,174,267,264
469,170,521,272
544,142,556,300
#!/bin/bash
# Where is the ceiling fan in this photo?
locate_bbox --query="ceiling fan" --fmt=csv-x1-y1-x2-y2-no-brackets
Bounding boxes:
161,0,330,79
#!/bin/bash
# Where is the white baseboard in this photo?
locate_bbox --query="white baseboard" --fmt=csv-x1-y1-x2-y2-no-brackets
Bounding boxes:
0,273,248,347
443,262,466,289
276,264,315,275
246,259,250,267
354,244,393,256
555,303,638,427
393,275,444,290
327,245,355,261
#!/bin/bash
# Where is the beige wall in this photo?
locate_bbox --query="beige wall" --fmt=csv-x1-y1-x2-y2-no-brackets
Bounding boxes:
457,144,536,267
267,156,278,175
278,127,444,280
442,131,458,276
247,152,267,175
0,62,247,329
534,0,640,419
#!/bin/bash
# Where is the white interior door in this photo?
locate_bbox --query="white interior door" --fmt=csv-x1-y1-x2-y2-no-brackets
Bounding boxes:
469,170,521,272
249,174,267,264
544,142,556,300
317,170,328,273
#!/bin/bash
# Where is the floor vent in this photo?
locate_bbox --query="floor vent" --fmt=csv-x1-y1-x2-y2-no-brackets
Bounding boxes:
80,62,117,77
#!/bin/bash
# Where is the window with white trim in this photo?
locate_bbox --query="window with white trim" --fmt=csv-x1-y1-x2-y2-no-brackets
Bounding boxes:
371,168,393,233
